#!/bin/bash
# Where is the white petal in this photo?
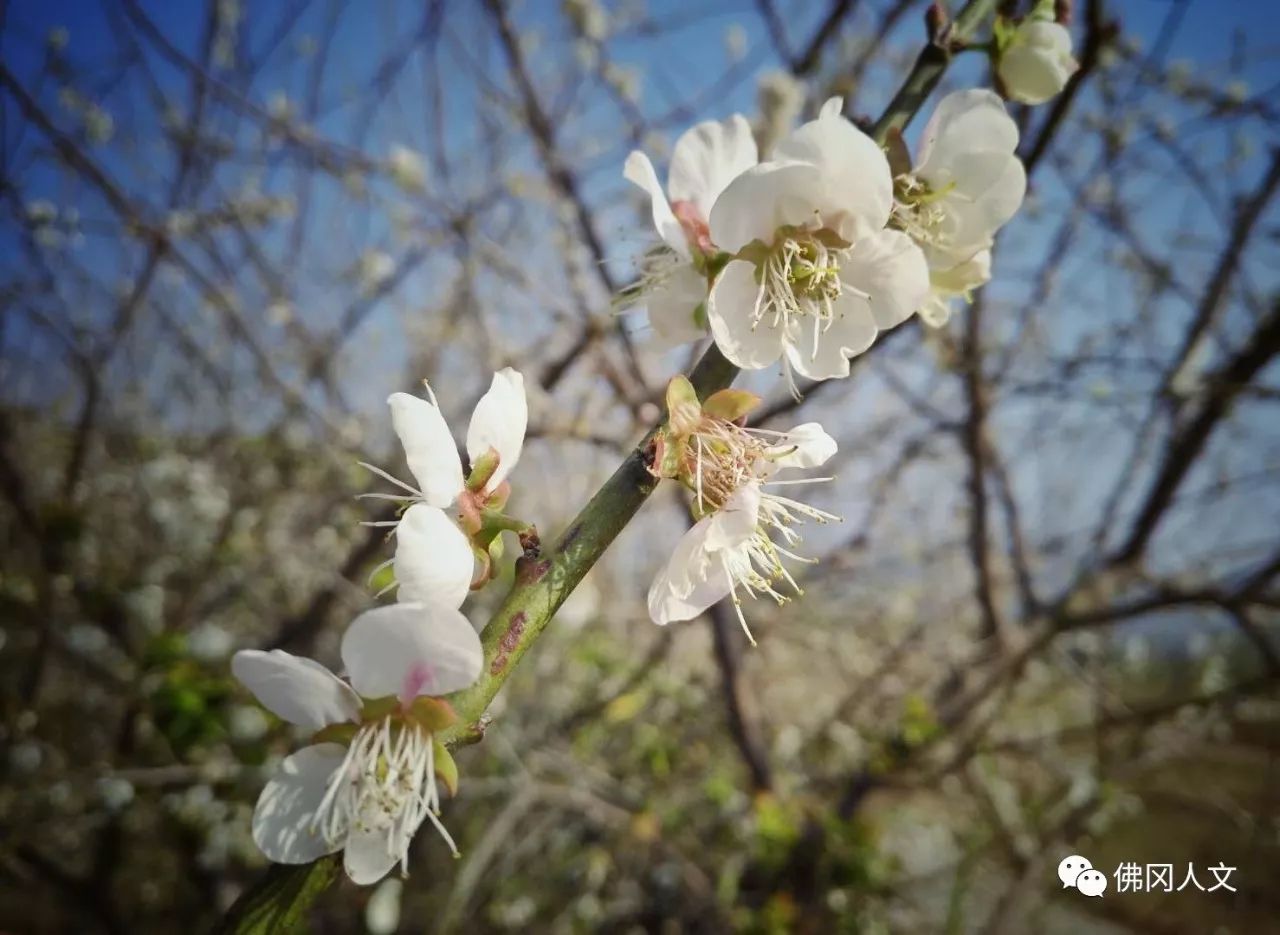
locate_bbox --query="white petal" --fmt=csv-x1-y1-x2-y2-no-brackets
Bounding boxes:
251,743,346,864
388,392,462,509
767,423,838,469
667,114,758,222
818,96,844,120
786,291,878,381
708,161,826,254
466,368,527,493
341,603,482,700
841,229,931,331
704,483,762,551
933,249,992,295
647,520,732,625
343,805,402,885
922,249,992,327
706,260,786,370
624,150,688,257
932,155,1025,263
646,263,709,349
917,90,1019,176
773,115,893,239
394,504,474,610
231,650,360,731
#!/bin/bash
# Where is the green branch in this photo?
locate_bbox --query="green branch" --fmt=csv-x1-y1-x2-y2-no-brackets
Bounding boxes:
212,2,998,929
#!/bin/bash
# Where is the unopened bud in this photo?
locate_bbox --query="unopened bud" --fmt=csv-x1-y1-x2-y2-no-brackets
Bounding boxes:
926,2,947,44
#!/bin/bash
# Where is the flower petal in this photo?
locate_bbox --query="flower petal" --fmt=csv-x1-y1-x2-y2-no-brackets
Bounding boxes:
706,259,786,370
231,650,360,731
341,603,482,700
394,504,474,610
646,263,709,349
624,150,689,258
647,519,732,625
939,157,1026,261
767,423,838,469
466,368,527,493
773,114,892,239
841,229,931,331
917,90,1019,177
704,483,762,551
343,803,404,885
667,114,758,222
251,743,346,864
387,391,463,509
785,291,878,381
708,161,826,254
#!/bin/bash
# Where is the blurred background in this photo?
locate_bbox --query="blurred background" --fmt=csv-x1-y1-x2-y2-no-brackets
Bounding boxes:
2,0,1279,932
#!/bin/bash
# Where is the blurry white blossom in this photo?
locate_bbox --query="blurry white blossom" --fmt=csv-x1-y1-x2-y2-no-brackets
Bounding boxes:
387,144,427,193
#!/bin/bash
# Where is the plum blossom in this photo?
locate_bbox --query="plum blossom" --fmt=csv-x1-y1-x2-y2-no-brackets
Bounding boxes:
998,18,1078,105
894,91,1024,324
232,603,482,884
647,378,838,642
705,98,929,388
624,115,757,347
362,369,528,593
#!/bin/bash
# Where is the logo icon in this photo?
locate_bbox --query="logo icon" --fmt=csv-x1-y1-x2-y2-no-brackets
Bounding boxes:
1058,855,1092,889
1059,855,1107,897
1076,868,1108,897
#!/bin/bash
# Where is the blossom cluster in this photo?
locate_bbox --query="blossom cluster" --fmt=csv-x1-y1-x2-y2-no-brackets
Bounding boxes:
232,372,531,883
230,5,1078,886
627,10,1076,640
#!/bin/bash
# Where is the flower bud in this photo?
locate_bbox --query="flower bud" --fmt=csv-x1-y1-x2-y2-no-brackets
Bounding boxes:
998,19,1078,105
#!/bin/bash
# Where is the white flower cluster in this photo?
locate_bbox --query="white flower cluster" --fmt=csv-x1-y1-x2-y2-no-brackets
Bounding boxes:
623,19,1076,633
233,372,530,884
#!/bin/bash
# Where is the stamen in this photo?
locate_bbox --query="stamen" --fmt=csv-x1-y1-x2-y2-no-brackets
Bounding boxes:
309,716,456,872
357,462,424,498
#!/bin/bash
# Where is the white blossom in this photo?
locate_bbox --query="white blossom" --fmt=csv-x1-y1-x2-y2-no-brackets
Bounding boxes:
362,369,528,599
624,114,758,347
705,99,929,387
648,418,838,642
999,19,1078,105
232,603,482,884
900,91,1025,270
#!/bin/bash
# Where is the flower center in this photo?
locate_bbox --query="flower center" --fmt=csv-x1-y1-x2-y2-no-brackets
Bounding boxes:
752,232,844,333
312,715,456,871
893,175,956,248
684,419,770,515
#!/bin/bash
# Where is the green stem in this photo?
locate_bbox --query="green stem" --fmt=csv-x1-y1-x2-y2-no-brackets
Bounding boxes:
213,2,998,929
